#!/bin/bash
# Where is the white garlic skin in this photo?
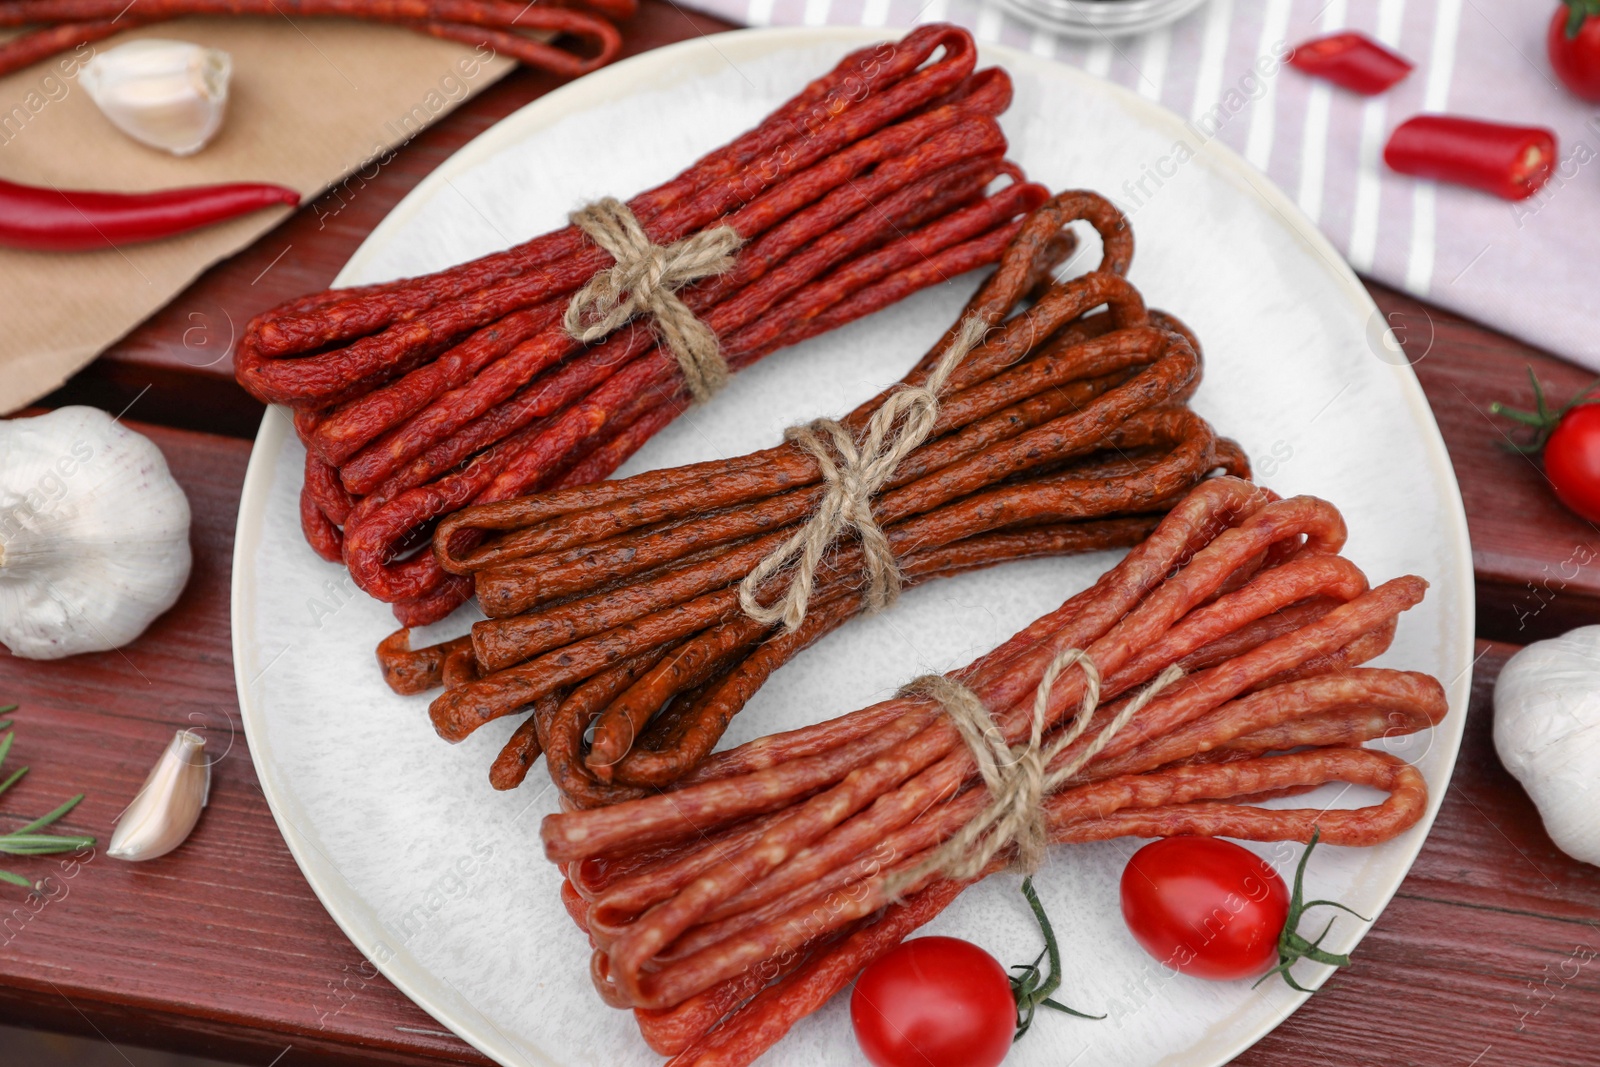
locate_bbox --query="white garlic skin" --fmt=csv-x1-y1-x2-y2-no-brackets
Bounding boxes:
1494,626,1600,867
108,730,210,862
0,406,192,660
80,39,231,156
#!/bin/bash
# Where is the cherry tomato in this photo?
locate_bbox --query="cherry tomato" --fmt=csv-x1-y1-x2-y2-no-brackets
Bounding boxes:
1120,837,1290,981
850,936,1015,1067
1549,3,1600,102
1543,404,1600,522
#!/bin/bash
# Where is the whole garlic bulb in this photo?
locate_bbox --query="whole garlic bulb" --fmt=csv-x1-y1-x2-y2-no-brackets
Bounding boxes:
80,39,231,156
1493,626,1600,867
0,406,192,660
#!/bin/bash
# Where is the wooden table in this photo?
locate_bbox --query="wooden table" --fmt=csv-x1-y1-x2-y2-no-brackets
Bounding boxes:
6,6,1600,1065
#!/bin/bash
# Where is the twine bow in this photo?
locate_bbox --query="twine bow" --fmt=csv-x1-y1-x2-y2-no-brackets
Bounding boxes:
890,650,1186,891
737,314,991,632
564,198,744,403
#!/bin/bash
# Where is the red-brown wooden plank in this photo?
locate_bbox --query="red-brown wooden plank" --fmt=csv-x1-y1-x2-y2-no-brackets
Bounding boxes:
2,418,1598,1066
0,421,488,1067
1369,283,1600,646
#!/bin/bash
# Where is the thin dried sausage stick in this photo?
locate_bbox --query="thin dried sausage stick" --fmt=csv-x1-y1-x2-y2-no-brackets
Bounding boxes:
487,691,561,791
1085,669,1447,780
0,0,626,80
376,630,472,696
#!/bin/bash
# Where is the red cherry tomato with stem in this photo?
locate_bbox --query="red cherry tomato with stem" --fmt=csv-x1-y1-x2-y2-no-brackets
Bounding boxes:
1549,2,1600,102
1545,406,1600,522
851,935,1016,1067
1120,831,1366,989
850,877,1100,1067
1121,837,1290,981
1492,370,1600,523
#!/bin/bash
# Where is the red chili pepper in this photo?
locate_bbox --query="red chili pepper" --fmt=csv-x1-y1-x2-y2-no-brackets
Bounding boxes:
1383,115,1558,200
1288,32,1414,95
0,177,301,252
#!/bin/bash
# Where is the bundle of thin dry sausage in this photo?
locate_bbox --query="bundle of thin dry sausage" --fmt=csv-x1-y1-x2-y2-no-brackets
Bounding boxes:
534,476,1446,1064
229,25,1052,626
0,0,628,80
376,191,1250,801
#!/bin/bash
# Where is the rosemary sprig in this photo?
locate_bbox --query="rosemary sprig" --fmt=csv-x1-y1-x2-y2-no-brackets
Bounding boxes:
0,710,95,890
1010,876,1103,1040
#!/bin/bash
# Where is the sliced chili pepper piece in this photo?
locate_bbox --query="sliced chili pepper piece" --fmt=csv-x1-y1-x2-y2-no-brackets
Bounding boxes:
1383,115,1557,201
0,176,300,252
1288,32,1414,95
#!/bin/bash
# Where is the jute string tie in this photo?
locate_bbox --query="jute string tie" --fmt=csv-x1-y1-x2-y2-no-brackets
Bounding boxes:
564,197,744,404
737,314,991,632
889,650,1186,891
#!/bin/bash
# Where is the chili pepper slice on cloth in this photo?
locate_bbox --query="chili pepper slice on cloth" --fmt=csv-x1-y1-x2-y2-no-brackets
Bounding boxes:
1383,115,1557,200
1288,32,1414,94
0,176,300,251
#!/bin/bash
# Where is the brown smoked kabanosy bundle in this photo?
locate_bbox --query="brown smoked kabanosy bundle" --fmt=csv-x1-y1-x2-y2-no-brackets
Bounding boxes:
231,25,1054,626
379,192,1251,804
536,477,1447,1065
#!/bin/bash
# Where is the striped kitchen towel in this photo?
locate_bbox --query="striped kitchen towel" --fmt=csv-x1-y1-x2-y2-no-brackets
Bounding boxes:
678,0,1600,372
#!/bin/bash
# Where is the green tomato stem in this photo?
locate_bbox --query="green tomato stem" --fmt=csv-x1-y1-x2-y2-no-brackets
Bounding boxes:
1490,366,1600,455
1564,0,1600,39
1253,828,1370,993
1010,877,1103,1039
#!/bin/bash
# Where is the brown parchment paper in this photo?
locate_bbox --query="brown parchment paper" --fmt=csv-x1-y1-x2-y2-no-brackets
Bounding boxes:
0,17,518,413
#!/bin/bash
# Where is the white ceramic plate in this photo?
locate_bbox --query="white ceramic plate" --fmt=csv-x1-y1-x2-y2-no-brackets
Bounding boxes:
233,27,1475,1067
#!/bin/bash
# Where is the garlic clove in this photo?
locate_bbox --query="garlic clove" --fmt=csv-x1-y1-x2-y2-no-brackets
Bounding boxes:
80,39,232,156
107,729,210,862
